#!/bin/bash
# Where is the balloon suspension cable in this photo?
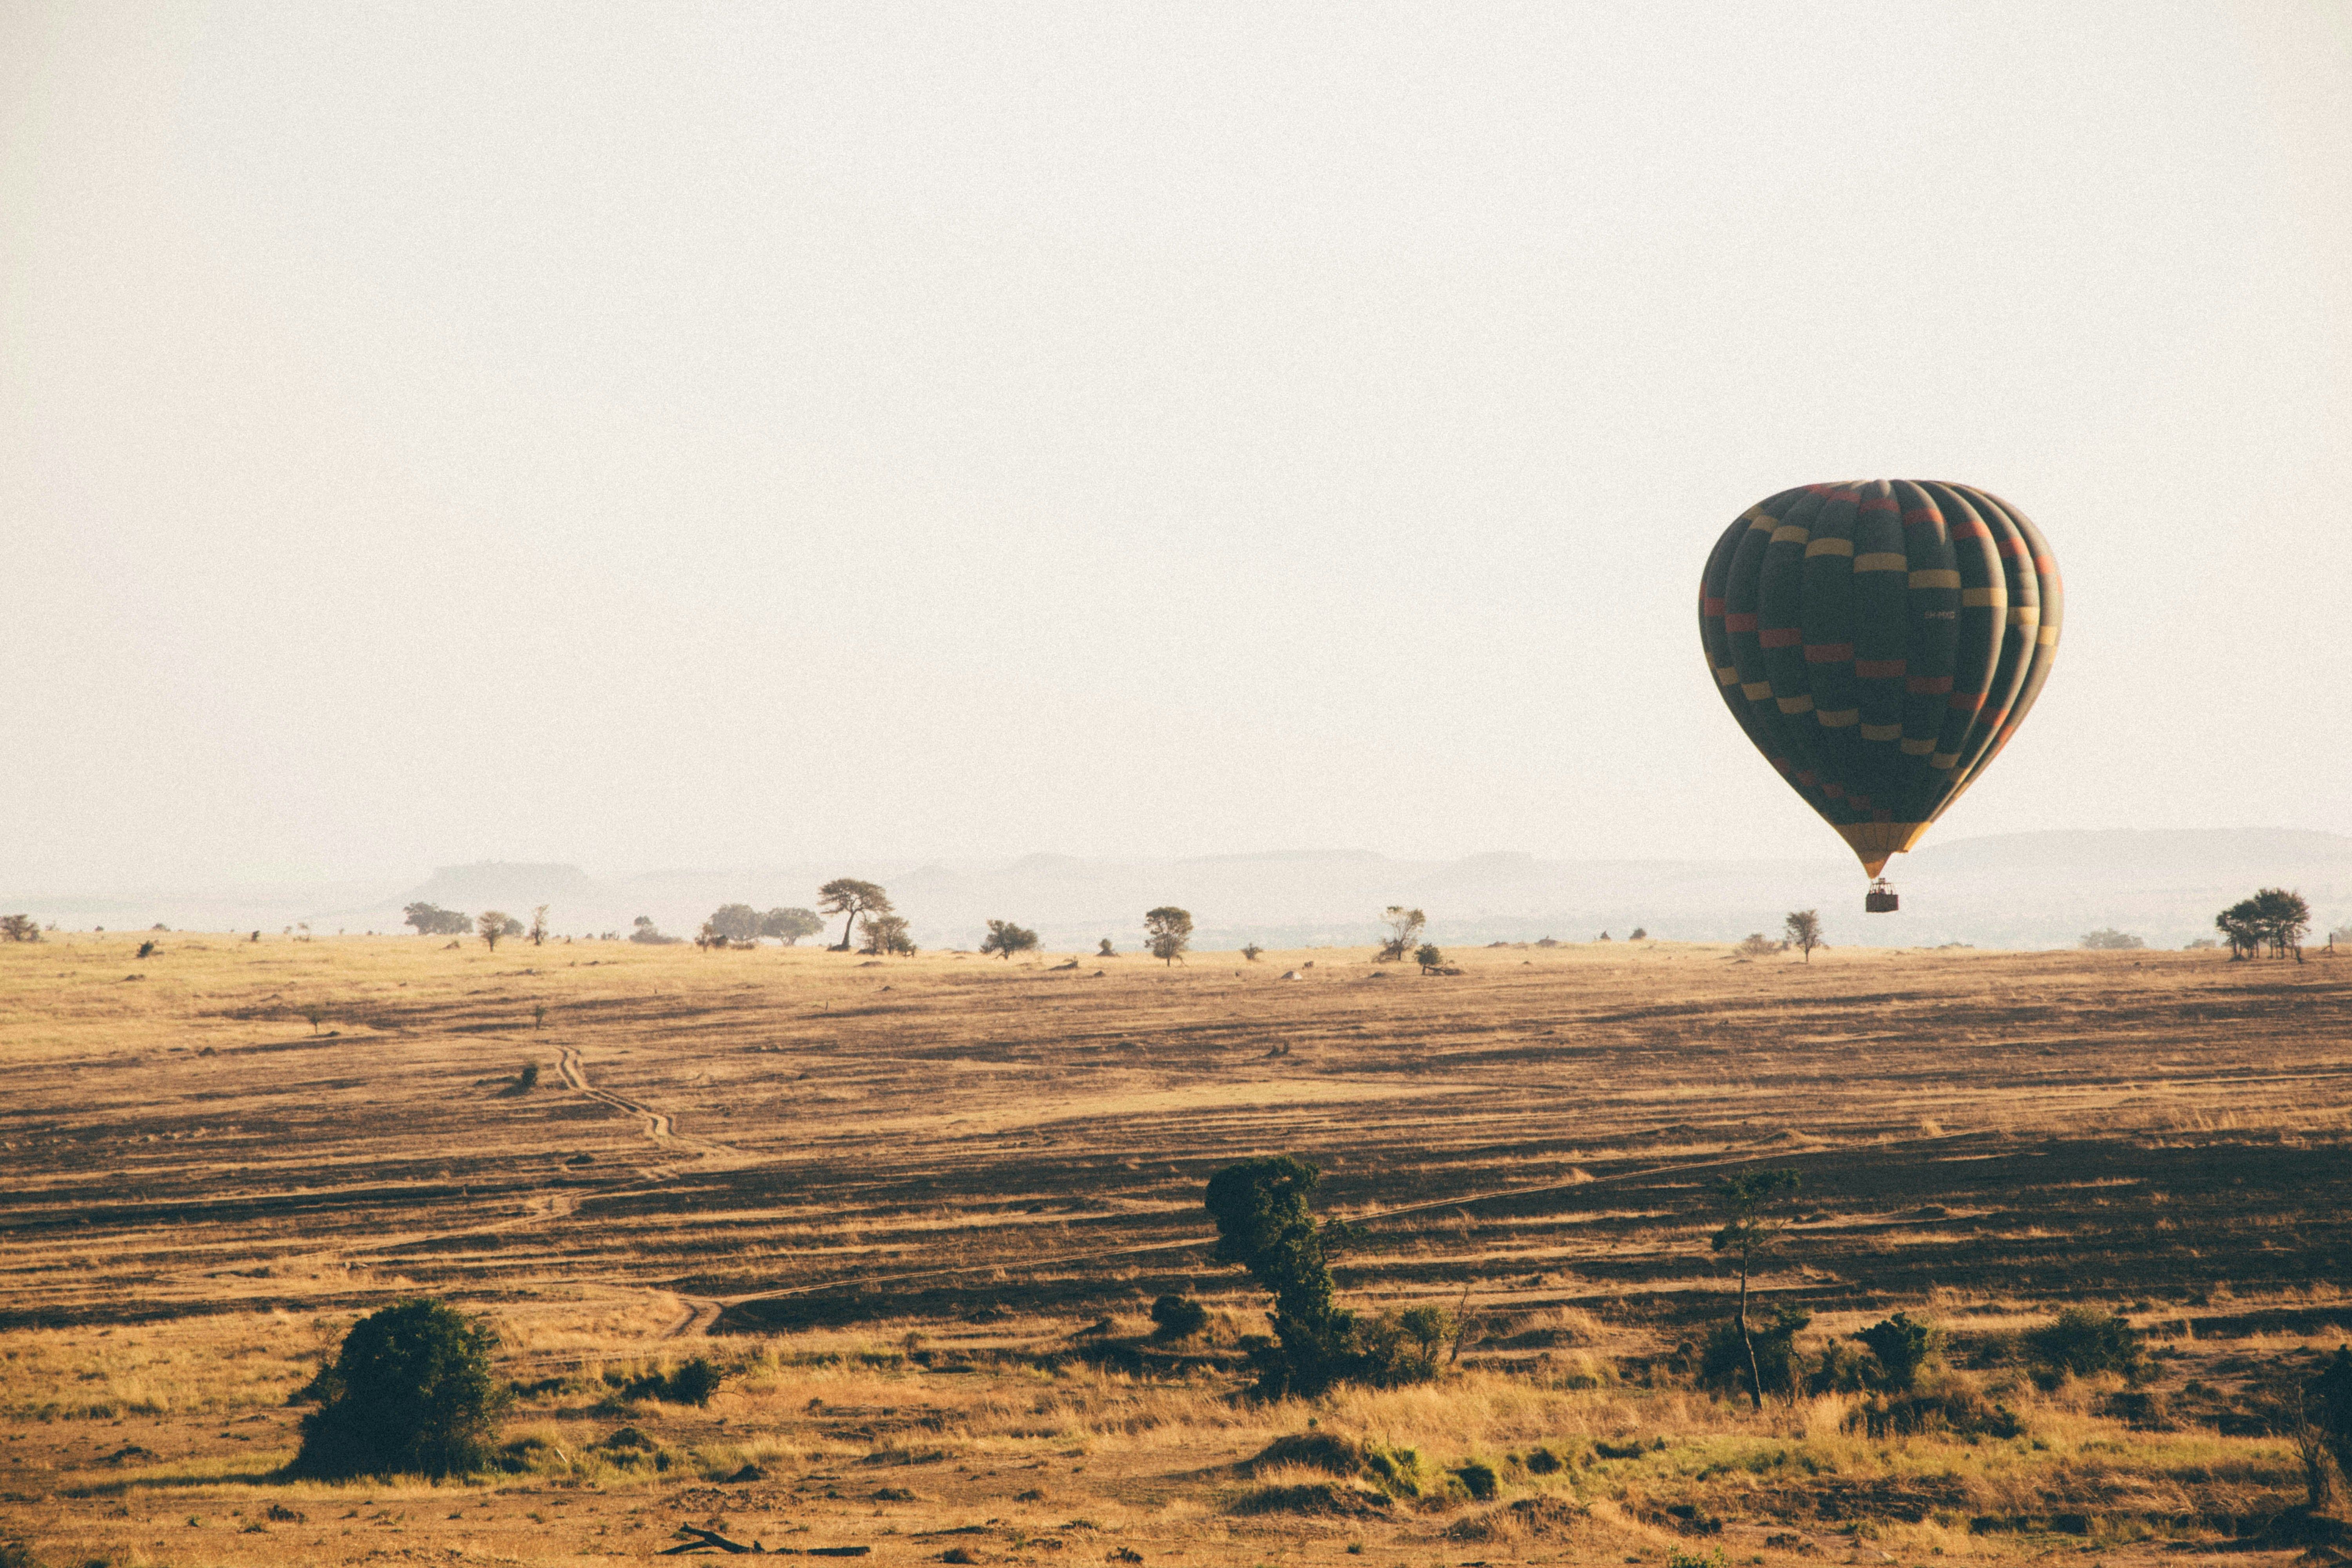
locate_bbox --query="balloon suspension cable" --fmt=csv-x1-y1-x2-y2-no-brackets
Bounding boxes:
1864,878,1900,915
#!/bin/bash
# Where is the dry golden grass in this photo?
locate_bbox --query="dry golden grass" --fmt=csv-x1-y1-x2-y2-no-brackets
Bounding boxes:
2,931,2347,1564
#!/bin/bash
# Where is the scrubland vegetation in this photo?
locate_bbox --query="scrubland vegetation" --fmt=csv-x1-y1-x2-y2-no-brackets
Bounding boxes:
1,931,2347,1565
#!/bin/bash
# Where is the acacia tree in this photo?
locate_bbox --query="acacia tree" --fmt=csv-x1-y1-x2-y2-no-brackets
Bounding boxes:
2254,887,2312,960
477,910,512,951
2219,888,2314,960
403,902,469,937
1145,906,1193,966
1707,1168,1802,1409
980,919,1040,960
818,880,891,951
1783,910,1824,962
761,907,824,946
859,913,915,956
1376,906,1426,963
0,914,39,943
708,903,762,942
527,905,550,946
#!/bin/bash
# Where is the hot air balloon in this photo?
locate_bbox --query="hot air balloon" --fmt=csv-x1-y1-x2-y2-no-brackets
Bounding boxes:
1698,481,2062,911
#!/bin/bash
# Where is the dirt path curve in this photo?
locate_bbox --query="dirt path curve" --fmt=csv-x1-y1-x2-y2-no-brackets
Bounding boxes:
557,1046,709,1152
661,1293,725,1339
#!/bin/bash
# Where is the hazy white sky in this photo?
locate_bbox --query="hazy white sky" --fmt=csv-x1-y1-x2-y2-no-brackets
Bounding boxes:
6,2,2348,889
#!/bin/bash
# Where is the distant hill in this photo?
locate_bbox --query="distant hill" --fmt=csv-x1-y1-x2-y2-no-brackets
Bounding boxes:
393,862,603,912
12,830,2345,952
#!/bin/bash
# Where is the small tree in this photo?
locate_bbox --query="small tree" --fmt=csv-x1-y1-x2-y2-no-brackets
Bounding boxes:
1414,942,1443,974
1098,937,1116,957
1857,1312,1941,1392
1149,1294,1209,1341
1205,1155,1354,1396
1783,910,1824,962
859,913,915,956
1376,906,1427,963
403,902,468,937
980,919,1040,960
1630,927,1648,941
2218,889,2314,960
291,1299,509,1478
0,915,39,943
2079,928,2144,951
2254,887,2313,960
1145,906,1193,966
478,910,512,950
708,903,761,942
1707,1169,1802,1409
303,1004,327,1036
1734,932,1779,959
628,915,676,945
1241,942,1263,962
761,907,824,946
527,905,550,946
818,879,892,951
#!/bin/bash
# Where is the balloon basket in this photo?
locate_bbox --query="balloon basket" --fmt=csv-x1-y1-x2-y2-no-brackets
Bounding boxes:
1865,879,1900,914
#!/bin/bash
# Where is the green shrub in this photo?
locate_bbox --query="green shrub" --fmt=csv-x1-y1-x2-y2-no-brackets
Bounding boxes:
1452,1459,1498,1500
1523,1445,1564,1475
1244,1431,1364,1475
1354,1305,1452,1387
1806,1339,1875,1394
1363,1443,1428,1497
667,1357,723,1406
1698,1306,1810,1400
1856,1312,1941,1392
1150,1294,1209,1341
1846,1381,2020,1439
291,1299,509,1478
2024,1308,2144,1381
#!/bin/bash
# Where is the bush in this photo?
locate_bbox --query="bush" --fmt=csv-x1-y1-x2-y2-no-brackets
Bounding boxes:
2024,1307,2145,1381
1856,1312,1940,1392
606,1358,725,1406
2079,928,2145,951
517,1062,540,1091
1245,1430,1364,1475
1363,1443,1429,1497
1354,1304,1453,1386
666,1356,724,1406
291,1299,509,1478
1149,1294,1209,1341
1697,1306,1809,1400
1845,1377,2021,1440
1451,1459,1499,1500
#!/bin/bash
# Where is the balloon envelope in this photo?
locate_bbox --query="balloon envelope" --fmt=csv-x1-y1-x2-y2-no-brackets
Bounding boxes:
1698,481,2062,876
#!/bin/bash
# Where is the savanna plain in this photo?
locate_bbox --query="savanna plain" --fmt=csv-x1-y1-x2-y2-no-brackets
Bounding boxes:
4,929,2348,1568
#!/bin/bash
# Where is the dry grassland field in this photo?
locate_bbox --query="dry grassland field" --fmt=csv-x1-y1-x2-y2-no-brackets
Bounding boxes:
3,932,2349,1568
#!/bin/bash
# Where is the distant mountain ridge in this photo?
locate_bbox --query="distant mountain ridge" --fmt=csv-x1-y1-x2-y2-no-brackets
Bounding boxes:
9,829,2343,953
